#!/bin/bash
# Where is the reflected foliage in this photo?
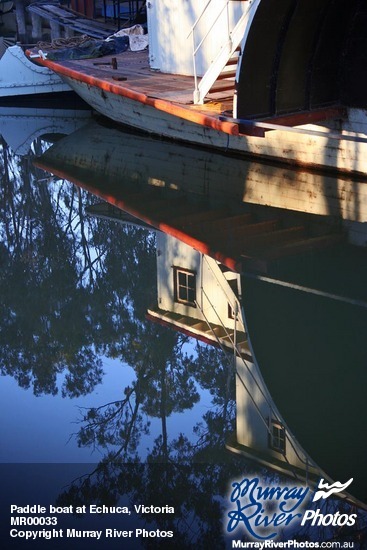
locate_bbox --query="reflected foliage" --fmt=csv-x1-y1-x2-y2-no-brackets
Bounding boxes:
0,137,103,396
57,462,242,549
0,135,246,545
75,337,235,462
2,133,367,548
0,136,235,455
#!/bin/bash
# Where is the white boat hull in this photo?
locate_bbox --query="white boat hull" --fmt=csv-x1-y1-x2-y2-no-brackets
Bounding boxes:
0,46,71,97
60,73,367,179
35,118,367,227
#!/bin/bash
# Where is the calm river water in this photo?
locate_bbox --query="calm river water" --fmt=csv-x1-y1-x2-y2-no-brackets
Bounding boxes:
0,96,366,549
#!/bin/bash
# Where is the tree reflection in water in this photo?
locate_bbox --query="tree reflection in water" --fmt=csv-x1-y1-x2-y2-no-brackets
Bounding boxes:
1,137,366,548
1,135,104,396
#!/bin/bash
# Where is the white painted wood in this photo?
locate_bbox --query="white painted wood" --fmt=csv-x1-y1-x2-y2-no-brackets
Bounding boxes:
196,2,256,103
61,75,367,186
0,45,71,97
147,0,249,76
154,232,325,481
38,108,367,238
234,354,320,476
157,233,241,331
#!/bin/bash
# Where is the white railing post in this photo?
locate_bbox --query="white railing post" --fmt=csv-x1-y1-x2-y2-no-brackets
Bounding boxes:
188,0,250,104
192,32,199,104
226,0,231,48
188,0,229,104
189,0,215,104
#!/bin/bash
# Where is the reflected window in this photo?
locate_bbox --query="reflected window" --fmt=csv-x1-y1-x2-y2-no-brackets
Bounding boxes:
228,303,239,320
269,420,286,454
174,267,196,307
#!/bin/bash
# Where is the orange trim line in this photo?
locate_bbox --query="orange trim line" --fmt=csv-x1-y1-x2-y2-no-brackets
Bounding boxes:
34,158,242,273
32,56,240,136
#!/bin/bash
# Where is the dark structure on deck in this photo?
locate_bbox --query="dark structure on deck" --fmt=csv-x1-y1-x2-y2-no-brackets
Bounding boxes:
236,0,367,119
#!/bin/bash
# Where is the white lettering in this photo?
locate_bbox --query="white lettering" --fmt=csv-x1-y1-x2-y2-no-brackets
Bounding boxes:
66,529,102,539
135,529,173,538
134,505,174,514
105,529,133,537
89,505,130,514
301,509,357,527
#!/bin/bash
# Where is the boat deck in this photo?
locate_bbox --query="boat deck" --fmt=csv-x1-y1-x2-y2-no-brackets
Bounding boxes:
29,38,367,182
31,46,237,130
95,49,229,100
30,44,349,140
80,49,228,106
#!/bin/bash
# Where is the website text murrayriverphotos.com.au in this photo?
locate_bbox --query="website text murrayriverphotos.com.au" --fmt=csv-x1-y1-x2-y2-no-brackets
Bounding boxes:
226,477,366,548
231,542,355,548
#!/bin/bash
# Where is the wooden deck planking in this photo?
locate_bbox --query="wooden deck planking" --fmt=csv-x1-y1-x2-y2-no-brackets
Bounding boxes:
39,48,235,115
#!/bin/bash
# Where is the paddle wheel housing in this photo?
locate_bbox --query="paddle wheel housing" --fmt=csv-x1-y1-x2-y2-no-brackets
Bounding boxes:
235,0,367,119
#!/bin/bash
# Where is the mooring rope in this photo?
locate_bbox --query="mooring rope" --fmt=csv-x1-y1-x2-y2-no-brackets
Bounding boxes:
36,34,94,50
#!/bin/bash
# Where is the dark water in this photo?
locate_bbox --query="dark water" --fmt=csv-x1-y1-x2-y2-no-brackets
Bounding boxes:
0,101,366,548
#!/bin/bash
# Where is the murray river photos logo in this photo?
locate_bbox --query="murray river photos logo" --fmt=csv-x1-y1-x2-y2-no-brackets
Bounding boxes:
312,478,353,502
226,477,356,541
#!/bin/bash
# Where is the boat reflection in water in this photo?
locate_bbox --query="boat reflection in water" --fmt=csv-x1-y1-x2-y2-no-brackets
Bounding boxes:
148,229,367,507
147,230,333,484
35,119,367,517
0,94,91,156
33,117,367,245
